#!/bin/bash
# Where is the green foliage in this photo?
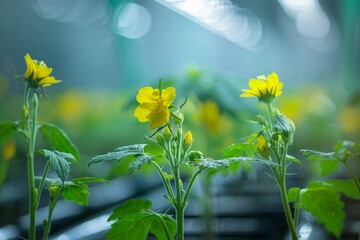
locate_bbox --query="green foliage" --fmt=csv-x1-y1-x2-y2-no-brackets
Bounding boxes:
89,144,152,168
300,150,338,176
107,198,175,240
108,199,152,221
39,149,75,182
273,114,291,137
71,177,110,184
223,143,257,158
39,124,80,162
295,181,347,237
191,156,278,169
286,155,302,164
321,179,360,199
0,121,18,145
333,140,360,162
287,187,300,202
62,182,89,206
128,154,154,173
150,214,176,240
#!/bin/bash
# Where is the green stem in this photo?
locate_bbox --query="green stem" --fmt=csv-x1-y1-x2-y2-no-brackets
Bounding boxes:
24,86,37,240
149,209,173,240
278,178,298,240
151,161,175,199
173,165,184,240
35,161,51,208
181,167,204,207
343,162,360,194
42,187,63,240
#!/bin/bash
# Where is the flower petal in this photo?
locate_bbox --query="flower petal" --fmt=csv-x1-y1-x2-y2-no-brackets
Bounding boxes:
134,103,152,122
149,107,170,129
161,87,176,106
136,87,159,104
38,76,62,87
24,54,35,79
37,64,53,79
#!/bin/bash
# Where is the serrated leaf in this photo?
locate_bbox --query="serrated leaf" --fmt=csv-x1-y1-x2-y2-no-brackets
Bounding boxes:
71,177,110,184
225,157,279,167
193,158,229,169
39,124,80,162
300,149,336,161
288,187,300,202
334,140,360,152
108,198,152,221
223,143,257,158
286,155,302,164
0,121,18,145
324,179,360,199
129,154,154,173
150,214,176,240
62,183,89,206
89,144,147,166
40,149,75,182
106,213,154,240
298,182,345,237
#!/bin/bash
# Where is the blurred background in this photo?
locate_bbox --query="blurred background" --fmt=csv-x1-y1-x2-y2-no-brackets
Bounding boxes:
0,0,360,239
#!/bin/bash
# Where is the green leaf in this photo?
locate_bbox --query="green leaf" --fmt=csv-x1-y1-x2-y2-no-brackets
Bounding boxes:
150,214,176,240
286,155,302,164
319,160,339,176
223,143,257,158
62,183,89,206
108,198,152,221
0,121,18,145
39,124,80,162
225,157,279,167
40,149,75,182
288,187,300,202
89,144,148,166
106,212,154,240
71,177,110,184
300,149,336,161
128,154,154,173
324,179,360,199
298,181,345,237
300,149,339,176
192,158,229,169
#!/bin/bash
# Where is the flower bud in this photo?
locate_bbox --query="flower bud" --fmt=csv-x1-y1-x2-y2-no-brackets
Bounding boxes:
163,126,172,142
183,131,193,146
48,185,60,199
256,134,271,159
188,151,204,161
22,105,29,124
155,133,165,147
32,94,39,113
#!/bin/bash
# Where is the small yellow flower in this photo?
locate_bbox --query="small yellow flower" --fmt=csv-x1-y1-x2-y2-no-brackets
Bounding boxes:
184,131,193,145
24,53,61,88
241,72,283,103
256,135,268,152
134,86,176,129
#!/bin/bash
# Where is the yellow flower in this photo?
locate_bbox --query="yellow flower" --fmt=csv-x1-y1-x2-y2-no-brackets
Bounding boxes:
256,135,268,152
24,53,61,88
184,131,193,145
134,86,176,129
241,72,283,103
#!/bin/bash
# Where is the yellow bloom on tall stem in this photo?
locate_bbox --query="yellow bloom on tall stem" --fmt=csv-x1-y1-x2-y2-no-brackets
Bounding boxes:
24,53,61,88
241,72,283,103
134,86,176,129
184,131,193,145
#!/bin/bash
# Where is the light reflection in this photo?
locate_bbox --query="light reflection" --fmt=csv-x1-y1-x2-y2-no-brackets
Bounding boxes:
32,0,111,26
155,0,264,50
0,225,19,240
299,223,313,239
112,3,152,39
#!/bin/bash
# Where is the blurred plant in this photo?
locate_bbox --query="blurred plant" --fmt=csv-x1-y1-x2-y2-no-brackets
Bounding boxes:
0,53,108,240
293,141,360,236
227,72,360,239
0,139,16,190
89,80,273,240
